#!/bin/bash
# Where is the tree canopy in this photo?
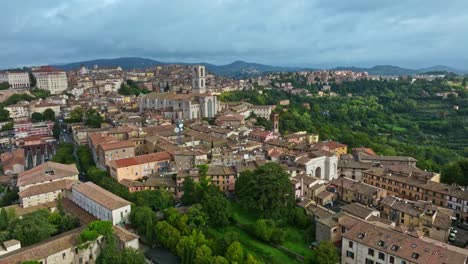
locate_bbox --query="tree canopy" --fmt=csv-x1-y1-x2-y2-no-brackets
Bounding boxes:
0,108,10,122
9,210,57,246
51,143,75,164
442,159,468,186
0,82,9,90
43,108,55,121
308,241,340,264
235,163,295,218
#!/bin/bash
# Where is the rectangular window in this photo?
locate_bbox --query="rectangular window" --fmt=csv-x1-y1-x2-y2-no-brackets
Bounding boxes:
368,248,374,256
389,256,395,264
378,252,385,260
346,251,354,259
349,241,353,248
365,259,374,264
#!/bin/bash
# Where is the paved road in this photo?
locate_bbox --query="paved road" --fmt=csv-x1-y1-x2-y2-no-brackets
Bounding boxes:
453,226,468,247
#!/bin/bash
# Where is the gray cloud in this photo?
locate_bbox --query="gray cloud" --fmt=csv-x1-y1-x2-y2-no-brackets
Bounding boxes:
1,0,467,69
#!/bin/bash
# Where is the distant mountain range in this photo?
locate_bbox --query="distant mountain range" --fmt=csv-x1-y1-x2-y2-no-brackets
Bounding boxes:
332,65,466,76
52,57,467,78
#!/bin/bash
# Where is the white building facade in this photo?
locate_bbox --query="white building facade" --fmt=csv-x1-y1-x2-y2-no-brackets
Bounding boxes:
0,71,30,88
295,153,339,181
4,102,30,120
341,221,468,264
71,181,131,226
140,93,220,120
33,67,68,94
192,65,206,94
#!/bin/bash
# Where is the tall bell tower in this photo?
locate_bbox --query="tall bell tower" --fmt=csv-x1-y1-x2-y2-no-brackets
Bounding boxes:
192,65,206,94
271,113,279,134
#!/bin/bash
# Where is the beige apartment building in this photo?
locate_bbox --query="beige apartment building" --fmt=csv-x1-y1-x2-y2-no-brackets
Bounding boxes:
4,102,30,121
341,221,468,264
0,227,101,264
109,151,172,182
96,140,135,169
380,196,454,242
32,66,68,94
0,70,30,88
29,102,61,117
16,162,79,208
363,166,468,222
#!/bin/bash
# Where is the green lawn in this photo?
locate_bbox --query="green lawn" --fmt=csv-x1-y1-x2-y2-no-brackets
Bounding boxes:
208,226,301,264
283,226,313,257
230,201,257,225
229,201,314,260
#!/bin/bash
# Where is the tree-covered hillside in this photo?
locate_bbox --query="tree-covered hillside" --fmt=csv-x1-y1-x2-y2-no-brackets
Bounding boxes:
221,77,468,175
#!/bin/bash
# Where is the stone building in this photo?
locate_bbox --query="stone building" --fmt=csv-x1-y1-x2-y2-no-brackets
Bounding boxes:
0,70,30,88
32,66,68,94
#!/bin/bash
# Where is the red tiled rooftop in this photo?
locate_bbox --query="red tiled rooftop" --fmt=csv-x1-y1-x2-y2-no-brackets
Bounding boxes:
72,181,131,210
249,130,272,137
17,162,79,187
32,66,62,73
322,141,347,149
99,140,134,151
353,147,376,156
111,151,171,168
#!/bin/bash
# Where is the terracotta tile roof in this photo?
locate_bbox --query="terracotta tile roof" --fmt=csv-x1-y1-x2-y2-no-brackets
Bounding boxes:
340,202,376,220
352,147,376,156
72,181,131,210
360,154,417,162
19,179,76,198
343,222,468,264
111,152,171,168
380,196,421,217
338,160,373,170
113,226,139,243
32,102,60,108
0,149,24,171
315,190,335,200
143,92,195,100
364,167,463,198
315,141,347,150
0,227,85,263
2,201,57,218
249,130,272,138
88,133,117,147
60,198,97,225
32,66,63,73
120,177,176,188
206,165,237,176
17,162,79,187
216,113,244,122
99,140,134,151
329,177,382,197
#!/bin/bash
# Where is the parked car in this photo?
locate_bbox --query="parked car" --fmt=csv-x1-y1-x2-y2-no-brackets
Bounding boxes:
448,233,456,243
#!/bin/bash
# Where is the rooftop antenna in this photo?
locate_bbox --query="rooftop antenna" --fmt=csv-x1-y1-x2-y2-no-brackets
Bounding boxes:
174,119,184,146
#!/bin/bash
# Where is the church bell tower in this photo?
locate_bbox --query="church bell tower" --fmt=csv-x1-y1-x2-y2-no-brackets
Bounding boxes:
192,65,206,94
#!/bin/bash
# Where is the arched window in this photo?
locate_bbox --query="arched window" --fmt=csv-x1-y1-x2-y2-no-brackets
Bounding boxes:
315,167,322,178
207,99,213,118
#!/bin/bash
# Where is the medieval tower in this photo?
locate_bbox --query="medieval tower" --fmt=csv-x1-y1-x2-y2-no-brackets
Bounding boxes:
191,65,206,94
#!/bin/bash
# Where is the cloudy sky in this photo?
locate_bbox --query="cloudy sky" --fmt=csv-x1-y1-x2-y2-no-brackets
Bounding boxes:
1,0,468,69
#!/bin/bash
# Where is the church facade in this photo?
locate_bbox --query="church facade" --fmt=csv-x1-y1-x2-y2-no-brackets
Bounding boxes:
139,65,220,120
